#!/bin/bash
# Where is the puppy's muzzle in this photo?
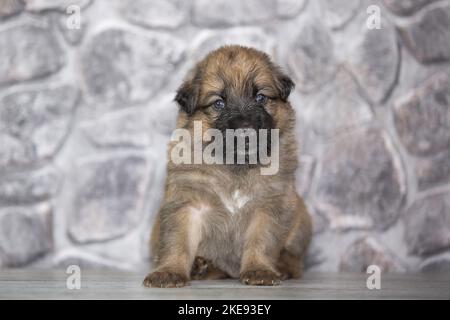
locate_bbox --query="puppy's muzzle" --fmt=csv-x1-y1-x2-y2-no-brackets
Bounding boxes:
217,109,274,163
226,113,269,130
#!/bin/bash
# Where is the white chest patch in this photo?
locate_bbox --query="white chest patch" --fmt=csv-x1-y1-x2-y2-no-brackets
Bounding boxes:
221,190,251,215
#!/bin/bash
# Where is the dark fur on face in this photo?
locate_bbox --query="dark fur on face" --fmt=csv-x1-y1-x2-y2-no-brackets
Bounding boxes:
144,46,311,288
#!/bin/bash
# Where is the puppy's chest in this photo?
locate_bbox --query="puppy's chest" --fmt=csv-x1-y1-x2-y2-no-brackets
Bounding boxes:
219,189,252,216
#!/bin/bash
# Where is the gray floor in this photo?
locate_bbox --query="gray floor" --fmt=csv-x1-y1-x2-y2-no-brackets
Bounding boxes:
0,270,449,299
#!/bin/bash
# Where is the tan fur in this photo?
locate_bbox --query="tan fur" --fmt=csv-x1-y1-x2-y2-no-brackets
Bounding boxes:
143,46,312,288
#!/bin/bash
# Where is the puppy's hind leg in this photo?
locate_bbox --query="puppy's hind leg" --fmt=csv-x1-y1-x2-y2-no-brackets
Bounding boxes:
278,195,312,280
143,203,207,288
190,256,230,280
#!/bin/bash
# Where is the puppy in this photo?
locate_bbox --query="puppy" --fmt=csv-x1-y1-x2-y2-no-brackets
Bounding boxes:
143,45,312,287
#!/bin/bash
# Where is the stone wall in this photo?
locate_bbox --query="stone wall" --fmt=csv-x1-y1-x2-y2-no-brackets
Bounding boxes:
0,0,449,273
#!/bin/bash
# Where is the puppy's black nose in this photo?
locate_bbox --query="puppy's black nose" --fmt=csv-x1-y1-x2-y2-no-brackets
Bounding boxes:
228,115,259,130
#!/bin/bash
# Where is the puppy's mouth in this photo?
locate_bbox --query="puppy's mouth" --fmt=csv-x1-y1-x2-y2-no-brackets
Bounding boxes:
235,128,258,156
215,113,275,165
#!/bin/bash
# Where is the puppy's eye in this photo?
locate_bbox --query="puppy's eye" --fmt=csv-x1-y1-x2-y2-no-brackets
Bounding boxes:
213,99,225,110
255,93,268,104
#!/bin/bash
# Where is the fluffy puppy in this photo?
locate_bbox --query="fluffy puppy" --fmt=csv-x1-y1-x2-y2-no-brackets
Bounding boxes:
144,45,312,287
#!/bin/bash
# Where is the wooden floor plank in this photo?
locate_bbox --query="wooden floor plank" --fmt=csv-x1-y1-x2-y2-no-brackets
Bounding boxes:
0,270,449,300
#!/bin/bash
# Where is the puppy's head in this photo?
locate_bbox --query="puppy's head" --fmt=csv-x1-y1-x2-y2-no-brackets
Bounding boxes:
174,46,295,163
175,45,294,129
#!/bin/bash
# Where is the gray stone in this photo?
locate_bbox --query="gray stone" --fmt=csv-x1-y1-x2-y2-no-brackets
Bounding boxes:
315,127,405,230
419,254,450,273
193,0,275,27
303,67,373,137
384,0,439,16
399,4,450,63
53,249,132,270
347,18,399,104
150,95,179,136
191,28,274,62
55,256,114,270
0,86,79,170
81,108,151,149
340,237,405,272
81,29,184,110
52,0,91,45
0,0,24,19
0,167,60,206
304,244,325,270
393,72,450,156
404,191,450,256
310,209,328,235
276,0,307,18
69,155,151,243
296,155,315,197
24,0,91,12
286,21,337,93
0,0,447,274
416,150,450,191
321,0,361,30
0,203,52,267
0,24,65,86
121,0,188,29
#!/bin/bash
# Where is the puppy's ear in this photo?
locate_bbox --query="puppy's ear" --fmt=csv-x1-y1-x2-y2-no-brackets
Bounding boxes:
175,80,199,116
275,70,295,101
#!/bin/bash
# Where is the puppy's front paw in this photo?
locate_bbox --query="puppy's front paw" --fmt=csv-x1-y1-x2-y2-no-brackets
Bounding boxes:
240,270,281,286
143,271,188,288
